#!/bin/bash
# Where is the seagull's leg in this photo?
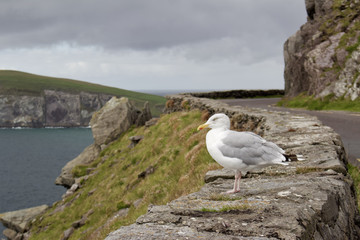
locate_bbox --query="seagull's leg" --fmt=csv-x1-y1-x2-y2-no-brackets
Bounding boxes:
236,171,242,192
226,170,241,194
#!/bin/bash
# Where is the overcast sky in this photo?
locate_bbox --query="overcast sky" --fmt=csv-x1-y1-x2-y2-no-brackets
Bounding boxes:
0,0,307,92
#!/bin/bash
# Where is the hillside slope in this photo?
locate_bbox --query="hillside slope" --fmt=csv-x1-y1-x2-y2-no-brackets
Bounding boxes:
0,70,165,127
27,110,219,239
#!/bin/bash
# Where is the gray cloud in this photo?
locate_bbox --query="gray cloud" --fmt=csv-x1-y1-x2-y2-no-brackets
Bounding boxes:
0,0,307,90
0,0,306,50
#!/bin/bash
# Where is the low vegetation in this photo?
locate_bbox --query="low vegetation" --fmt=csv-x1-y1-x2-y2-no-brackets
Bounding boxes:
29,110,220,240
277,93,360,112
0,70,166,116
200,204,251,213
348,163,360,212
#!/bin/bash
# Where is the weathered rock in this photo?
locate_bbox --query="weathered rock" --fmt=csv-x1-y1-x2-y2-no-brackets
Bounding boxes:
204,168,235,183
145,118,159,127
135,101,152,126
138,166,155,179
55,97,152,188
55,143,100,188
105,94,360,239
91,97,140,146
284,0,360,100
133,199,143,208
128,135,144,148
71,209,94,229
108,171,358,239
0,205,48,233
61,227,74,240
3,228,18,240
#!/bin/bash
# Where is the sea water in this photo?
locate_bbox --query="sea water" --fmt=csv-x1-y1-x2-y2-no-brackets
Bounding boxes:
0,128,93,238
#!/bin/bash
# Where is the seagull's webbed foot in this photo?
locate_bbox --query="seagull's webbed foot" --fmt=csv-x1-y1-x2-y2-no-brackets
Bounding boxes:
225,189,241,194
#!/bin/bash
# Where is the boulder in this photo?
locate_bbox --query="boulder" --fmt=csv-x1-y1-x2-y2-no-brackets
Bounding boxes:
135,101,152,126
90,97,140,146
56,97,152,188
0,205,48,233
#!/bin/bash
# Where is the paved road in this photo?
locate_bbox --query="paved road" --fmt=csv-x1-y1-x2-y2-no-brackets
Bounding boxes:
221,98,360,167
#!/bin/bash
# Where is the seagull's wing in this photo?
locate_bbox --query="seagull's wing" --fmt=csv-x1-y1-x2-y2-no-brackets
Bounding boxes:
218,131,285,166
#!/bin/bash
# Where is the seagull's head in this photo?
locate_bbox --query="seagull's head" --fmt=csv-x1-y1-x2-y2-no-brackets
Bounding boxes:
197,113,230,131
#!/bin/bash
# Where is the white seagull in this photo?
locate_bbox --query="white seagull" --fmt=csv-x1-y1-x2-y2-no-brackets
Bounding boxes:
197,113,302,194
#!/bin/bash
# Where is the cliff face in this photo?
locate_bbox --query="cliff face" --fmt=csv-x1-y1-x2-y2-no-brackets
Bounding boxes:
0,90,112,127
284,0,360,100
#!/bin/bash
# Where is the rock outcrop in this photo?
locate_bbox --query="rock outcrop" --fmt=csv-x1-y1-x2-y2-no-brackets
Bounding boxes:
55,97,152,188
91,97,141,146
106,94,360,239
0,90,112,128
0,205,48,240
284,0,360,100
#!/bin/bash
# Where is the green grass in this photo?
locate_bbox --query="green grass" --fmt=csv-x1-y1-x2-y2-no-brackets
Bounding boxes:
348,163,360,212
208,194,243,201
0,70,166,116
200,204,251,213
277,94,360,112
29,110,221,240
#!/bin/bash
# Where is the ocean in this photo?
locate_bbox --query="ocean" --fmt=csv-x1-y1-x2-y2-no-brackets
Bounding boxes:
0,128,93,238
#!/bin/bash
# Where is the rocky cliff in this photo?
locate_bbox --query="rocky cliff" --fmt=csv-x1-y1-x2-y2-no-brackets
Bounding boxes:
284,0,360,100
0,90,112,128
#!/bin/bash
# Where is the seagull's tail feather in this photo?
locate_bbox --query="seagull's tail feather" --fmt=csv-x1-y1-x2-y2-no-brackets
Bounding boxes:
283,154,305,162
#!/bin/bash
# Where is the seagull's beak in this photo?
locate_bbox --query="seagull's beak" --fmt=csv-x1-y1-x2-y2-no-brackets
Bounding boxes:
197,123,209,131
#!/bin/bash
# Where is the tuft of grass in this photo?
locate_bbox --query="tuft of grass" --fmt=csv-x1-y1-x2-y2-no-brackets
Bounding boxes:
201,204,251,212
277,94,360,112
116,201,131,210
348,163,360,212
209,194,243,201
29,110,220,240
72,165,89,178
0,70,166,116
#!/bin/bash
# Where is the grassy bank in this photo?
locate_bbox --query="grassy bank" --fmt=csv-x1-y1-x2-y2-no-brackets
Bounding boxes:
277,94,360,112
0,70,166,116
29,110,220,240
348,164,360,212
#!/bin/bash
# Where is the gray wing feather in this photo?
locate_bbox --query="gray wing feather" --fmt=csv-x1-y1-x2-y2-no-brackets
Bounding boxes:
218,131,284,166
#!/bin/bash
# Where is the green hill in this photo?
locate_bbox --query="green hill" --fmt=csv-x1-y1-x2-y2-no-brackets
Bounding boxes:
0,70,166,116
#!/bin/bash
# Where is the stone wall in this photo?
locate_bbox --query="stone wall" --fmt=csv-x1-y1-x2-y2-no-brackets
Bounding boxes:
187,89,284,99
107,94,360,239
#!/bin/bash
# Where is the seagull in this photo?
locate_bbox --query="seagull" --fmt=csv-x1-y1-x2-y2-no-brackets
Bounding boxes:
197,113,303,194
